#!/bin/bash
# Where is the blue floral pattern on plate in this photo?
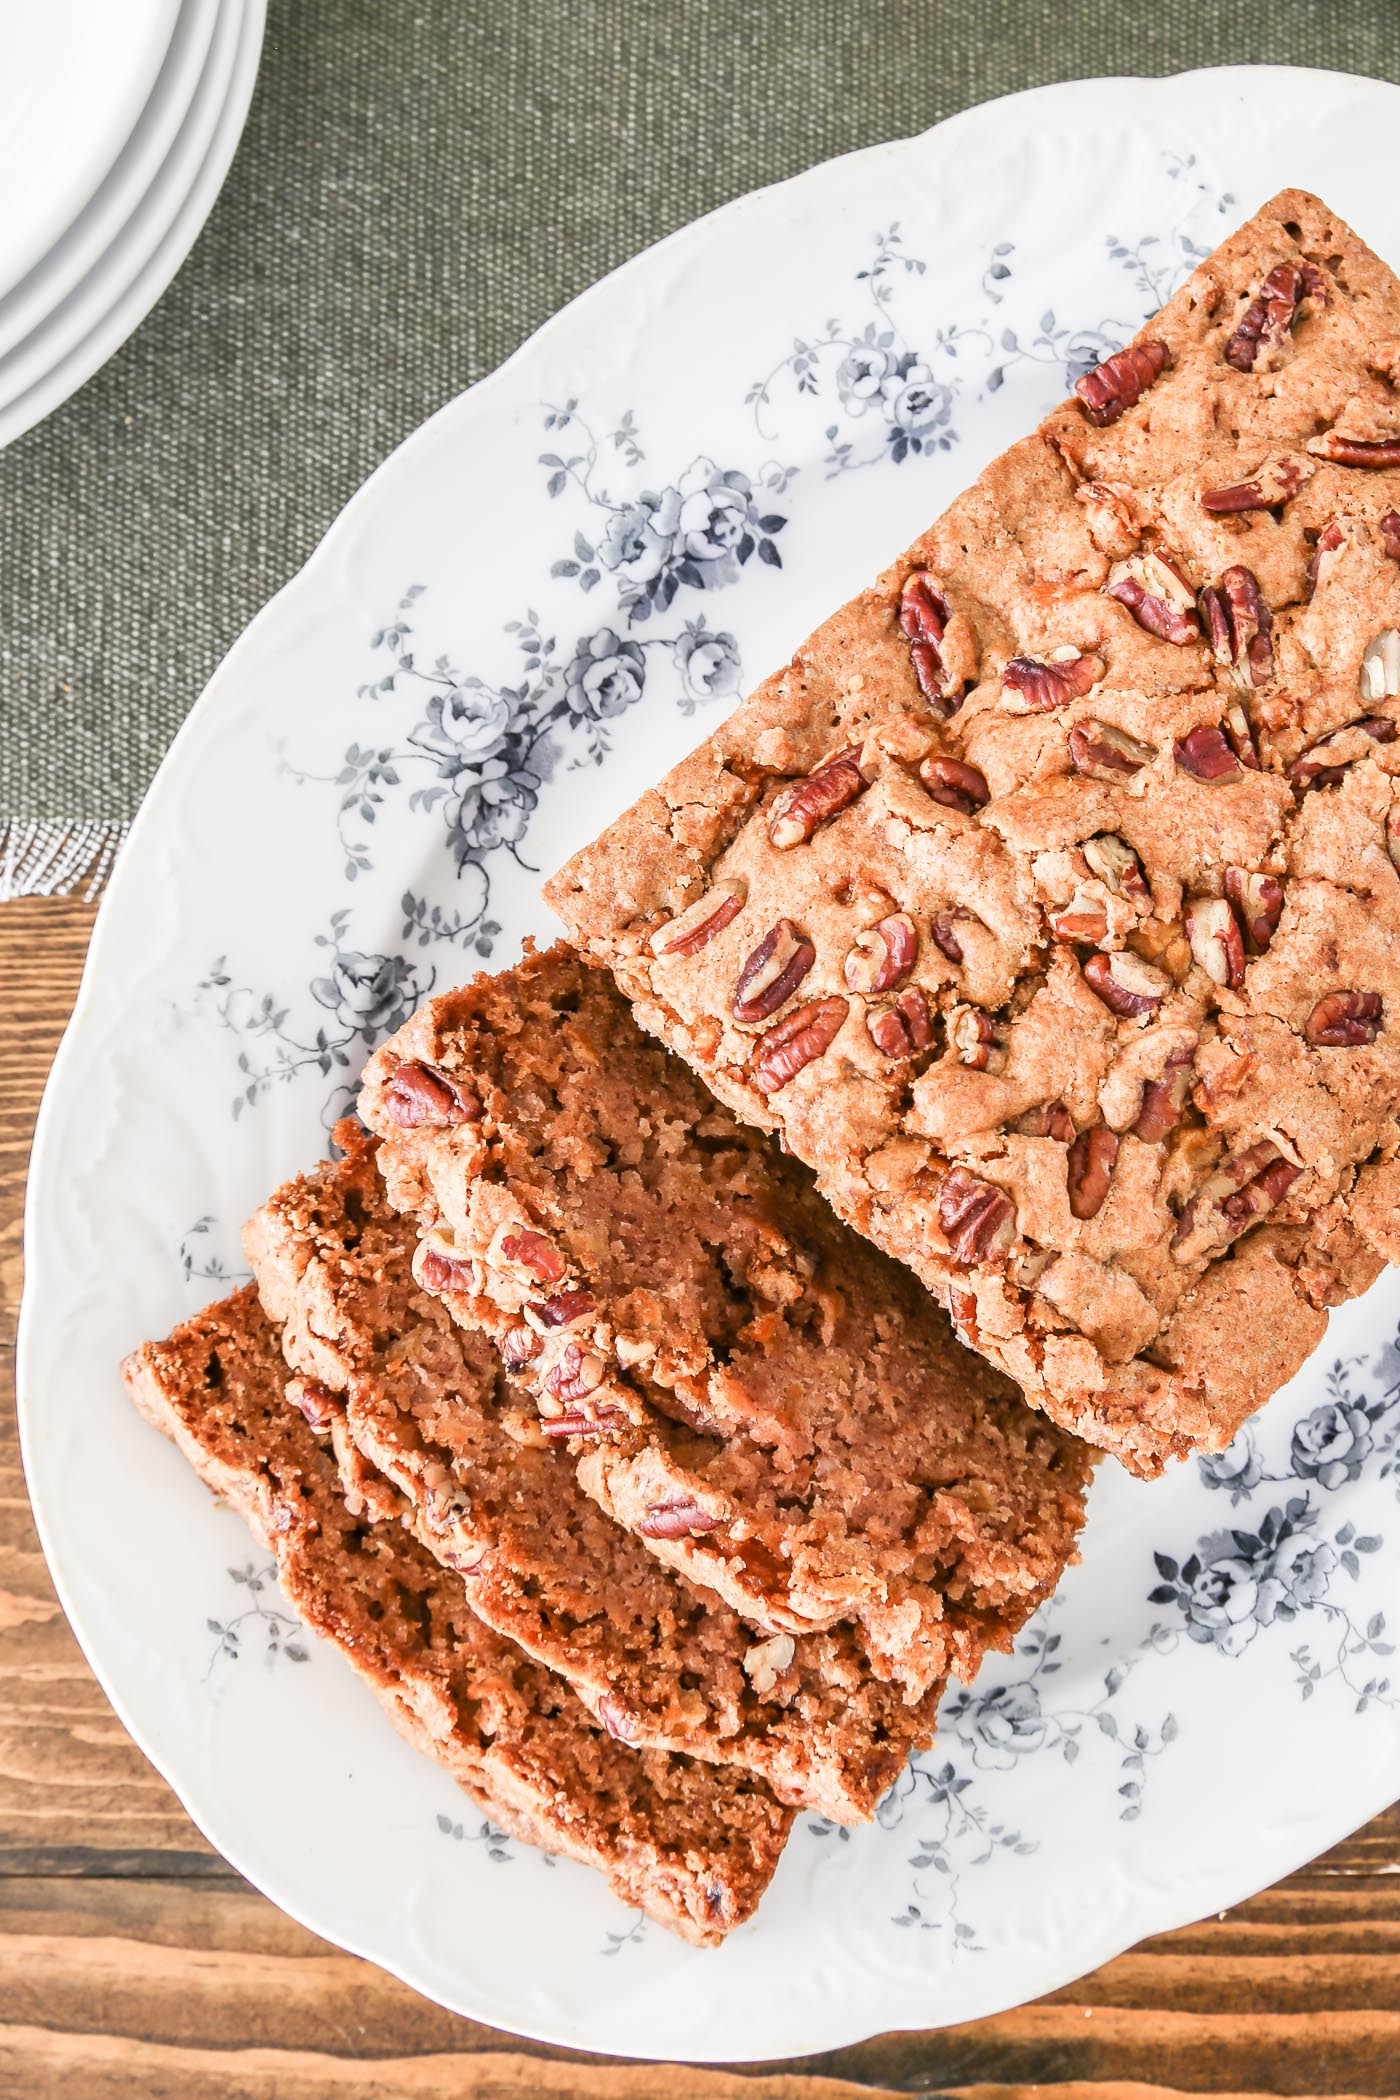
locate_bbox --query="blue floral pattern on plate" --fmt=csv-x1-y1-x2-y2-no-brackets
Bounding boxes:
176,155,1396,1957
24,86,1400,2057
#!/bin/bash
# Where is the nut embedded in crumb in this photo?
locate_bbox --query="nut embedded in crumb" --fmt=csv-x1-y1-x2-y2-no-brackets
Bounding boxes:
743,1633,796,1698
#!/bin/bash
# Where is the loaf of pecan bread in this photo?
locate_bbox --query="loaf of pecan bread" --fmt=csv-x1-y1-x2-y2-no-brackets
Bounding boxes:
546,187,1400,1477
357,946,1090,1698
122,1288,791,1943
243,1125,946,1822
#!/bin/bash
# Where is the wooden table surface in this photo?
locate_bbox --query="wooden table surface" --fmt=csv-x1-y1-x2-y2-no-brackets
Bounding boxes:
2,894,1398,2100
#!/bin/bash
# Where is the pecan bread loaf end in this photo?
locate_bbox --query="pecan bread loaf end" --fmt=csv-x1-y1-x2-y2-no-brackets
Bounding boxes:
122,1286,791,1943
546,188,1400,1477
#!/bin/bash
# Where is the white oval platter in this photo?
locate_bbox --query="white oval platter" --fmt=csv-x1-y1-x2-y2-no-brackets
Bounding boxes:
18,64,1400,2064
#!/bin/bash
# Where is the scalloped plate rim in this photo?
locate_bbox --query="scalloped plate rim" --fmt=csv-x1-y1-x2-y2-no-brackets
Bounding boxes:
18,60,1400,2063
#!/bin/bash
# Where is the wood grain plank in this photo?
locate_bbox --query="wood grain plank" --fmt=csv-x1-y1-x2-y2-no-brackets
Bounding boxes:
0,2028,908,2100
0,2055,1382,2100
1,894,1398,2098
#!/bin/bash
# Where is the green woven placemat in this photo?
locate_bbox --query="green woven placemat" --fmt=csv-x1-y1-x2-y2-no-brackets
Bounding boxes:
2,0,1398,893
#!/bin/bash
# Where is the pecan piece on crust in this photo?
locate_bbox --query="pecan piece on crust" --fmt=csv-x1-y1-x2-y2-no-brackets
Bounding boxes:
1017,1100,1075,1143
1224,261,1326,372
867,986,934,1060
1075,478,1147,557
292,1378,339,1432
1360,630,1400,704
541,1407,627,1440
650,879,746,957
1221,700,1261,770
1073,340,1170,425
1082,950,1170,1019
1304,519,1346,600
596,1694,639,1743
1173,723,1242,784
1306,430,1400,468
948,1005,999,1069
1067,1126,1119,1220
1001,647,1104,714
744,1633,797,1698
1082,833,1149,902
1173,1142,1302,1261
750,996,848,1093
637,1498,722,1541
1305,991,1383,1046
898,572,969,717
1106,551,1200,644
412,1236,475,1296
1199,566,1273,689
382,1058,481,1130
844,912,918,994
500,1323,542,1371
533,1289,596,1330
938,1168,1016,1263
1184,896,1246,990
929,915,967,964
499,1228,567,1285
1220,1157,1303,1228
732,919,816,1024
919,754,990,813
1068,719,1156,780
768,747,869,850
1288,715,1397,790
1223,868,1284,952
1048,890,1109,945
1130,1041,1195,1143
1199,453,1314,513
543,1343,607,1404
1383,510,1400,562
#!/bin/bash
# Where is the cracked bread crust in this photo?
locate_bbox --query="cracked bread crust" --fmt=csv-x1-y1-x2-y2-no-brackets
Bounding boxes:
357,947,1089,1697
243,1127,944,1822
546,189,1400,1477
121,1287,791,1944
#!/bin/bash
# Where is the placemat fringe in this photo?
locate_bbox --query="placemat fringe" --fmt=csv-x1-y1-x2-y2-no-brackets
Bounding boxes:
0,817,126,901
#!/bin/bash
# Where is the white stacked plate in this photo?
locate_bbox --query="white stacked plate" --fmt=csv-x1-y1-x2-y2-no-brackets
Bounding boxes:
0,0,266,449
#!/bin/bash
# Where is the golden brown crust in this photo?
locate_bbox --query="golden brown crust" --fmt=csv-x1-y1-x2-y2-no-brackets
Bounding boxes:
546,190,1400,1476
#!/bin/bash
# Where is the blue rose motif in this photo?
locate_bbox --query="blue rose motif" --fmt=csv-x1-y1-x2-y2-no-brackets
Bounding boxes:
1198,1434,1264,1501
1373,1332,1400,1394
584,452,782,618
420,683,513,764
1178,1534,1269,1657
673,458,761,568
835,342,893,414
877,352,952,461
1155,1495,1343,1658
450,757,538,857
945,1680,1046,1770
881,355,946,434
596,493,679,589
564,629,646,721
311,950,418,1039
1268,1536,1337,1613
1290,1402,1374,1491
675,622,741,704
